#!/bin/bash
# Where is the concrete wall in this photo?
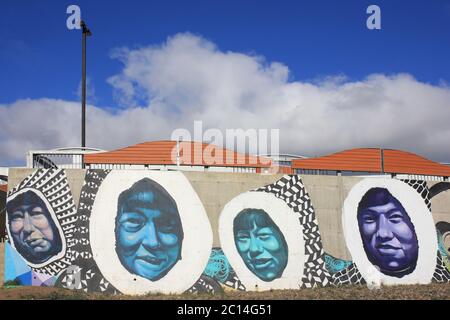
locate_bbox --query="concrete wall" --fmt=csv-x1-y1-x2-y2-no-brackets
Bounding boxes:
301,175,362,260
3,168,450,293
184,172,284,247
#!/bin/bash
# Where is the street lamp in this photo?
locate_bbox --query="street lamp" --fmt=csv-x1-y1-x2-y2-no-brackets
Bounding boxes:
80,20,91,168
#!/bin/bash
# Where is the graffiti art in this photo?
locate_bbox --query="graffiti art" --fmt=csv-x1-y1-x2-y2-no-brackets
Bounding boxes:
219,191,305,290
356,187,419,278
4,170,450,294
5,169,78,284
115,178,185,281
342,178,438,285
437,222,450,260
253,175,331,288
87,170,212,295
233,208,289,282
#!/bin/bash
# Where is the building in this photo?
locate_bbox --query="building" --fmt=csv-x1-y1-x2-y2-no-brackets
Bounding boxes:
84,140,273,173
260,153,305,166
27,147,104,169
292,148,450,181
0,167,7,184
24,142,450,180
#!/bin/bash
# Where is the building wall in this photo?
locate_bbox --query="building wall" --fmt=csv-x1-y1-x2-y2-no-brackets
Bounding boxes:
0,167,8,178
3,168,450,293
86,163,259,173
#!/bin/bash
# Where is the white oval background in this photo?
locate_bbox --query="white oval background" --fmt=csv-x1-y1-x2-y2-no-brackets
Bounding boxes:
89,170,213,295
219,191,305,291
342,178,437,285
6,188,67,269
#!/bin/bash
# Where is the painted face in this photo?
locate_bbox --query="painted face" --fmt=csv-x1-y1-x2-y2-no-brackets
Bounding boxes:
436,221,450,260
7,191,61,264
115,179,183,281
357,189,419,277
233,209,288,281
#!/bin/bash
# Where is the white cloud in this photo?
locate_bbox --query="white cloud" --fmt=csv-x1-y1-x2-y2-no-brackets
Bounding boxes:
1,32,450,165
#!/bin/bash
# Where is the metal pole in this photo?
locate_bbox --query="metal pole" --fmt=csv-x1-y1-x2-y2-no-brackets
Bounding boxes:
80,21,91,168
82,28,86,148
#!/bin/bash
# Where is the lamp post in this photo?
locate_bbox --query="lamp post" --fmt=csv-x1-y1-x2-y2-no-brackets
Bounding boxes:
80,20,91,168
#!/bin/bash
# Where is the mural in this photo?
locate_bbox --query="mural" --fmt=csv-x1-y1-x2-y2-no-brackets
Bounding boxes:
5,169,77,285
115,178,184,281
55,169,117,293
7,190,63,265
187,248,245,294
338,178,450,286
437,222,450,258
3,170,450,294
233,208,289,282
324,254,352,274
219,191,306,290
356,187,419,278
61,170,212,295
253,175,332,288
203,248,245,290
429,182,450,281
218,175,331,291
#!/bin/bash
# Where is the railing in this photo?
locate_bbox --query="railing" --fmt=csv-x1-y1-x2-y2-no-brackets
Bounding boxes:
28,147,104,169
32,153,83,169
295,169,449,181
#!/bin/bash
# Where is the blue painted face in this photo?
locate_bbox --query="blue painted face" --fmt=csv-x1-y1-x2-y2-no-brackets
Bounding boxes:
115,178,183,281
233,209,288,281
357,188,419,277
6,190,62,264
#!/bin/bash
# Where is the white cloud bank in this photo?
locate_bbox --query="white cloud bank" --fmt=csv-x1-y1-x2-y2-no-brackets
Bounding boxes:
1,32,450,165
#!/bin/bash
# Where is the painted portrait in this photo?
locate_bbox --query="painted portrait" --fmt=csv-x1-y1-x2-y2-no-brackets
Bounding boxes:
233,208,288,281
429,182,450,261
343,178,437,285
89,170,213,295
4,169,76,278
115,178,184,281
436,221,450,259
357,187,419,277
6,189,63,264
219,191,305,290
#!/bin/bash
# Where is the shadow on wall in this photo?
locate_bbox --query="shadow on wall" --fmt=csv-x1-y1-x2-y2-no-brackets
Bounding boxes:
2,169,450,294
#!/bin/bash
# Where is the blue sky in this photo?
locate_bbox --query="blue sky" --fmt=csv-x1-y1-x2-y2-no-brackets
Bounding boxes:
1,0,450,165
2,0,450,106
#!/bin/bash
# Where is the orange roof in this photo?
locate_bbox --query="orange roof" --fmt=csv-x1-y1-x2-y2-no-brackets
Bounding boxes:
84,140,272,168
292,148,382,172
292,148,450,177
0,184,7,193
383,149,450,176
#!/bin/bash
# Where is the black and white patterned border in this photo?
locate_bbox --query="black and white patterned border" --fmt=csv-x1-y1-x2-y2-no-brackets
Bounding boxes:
254,175,331,288
56,169,119,293
333,179,450,285
7,169,78,276
401,180,431,210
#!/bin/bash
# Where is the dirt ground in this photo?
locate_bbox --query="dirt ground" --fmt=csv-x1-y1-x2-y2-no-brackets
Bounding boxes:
0,283,449,300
